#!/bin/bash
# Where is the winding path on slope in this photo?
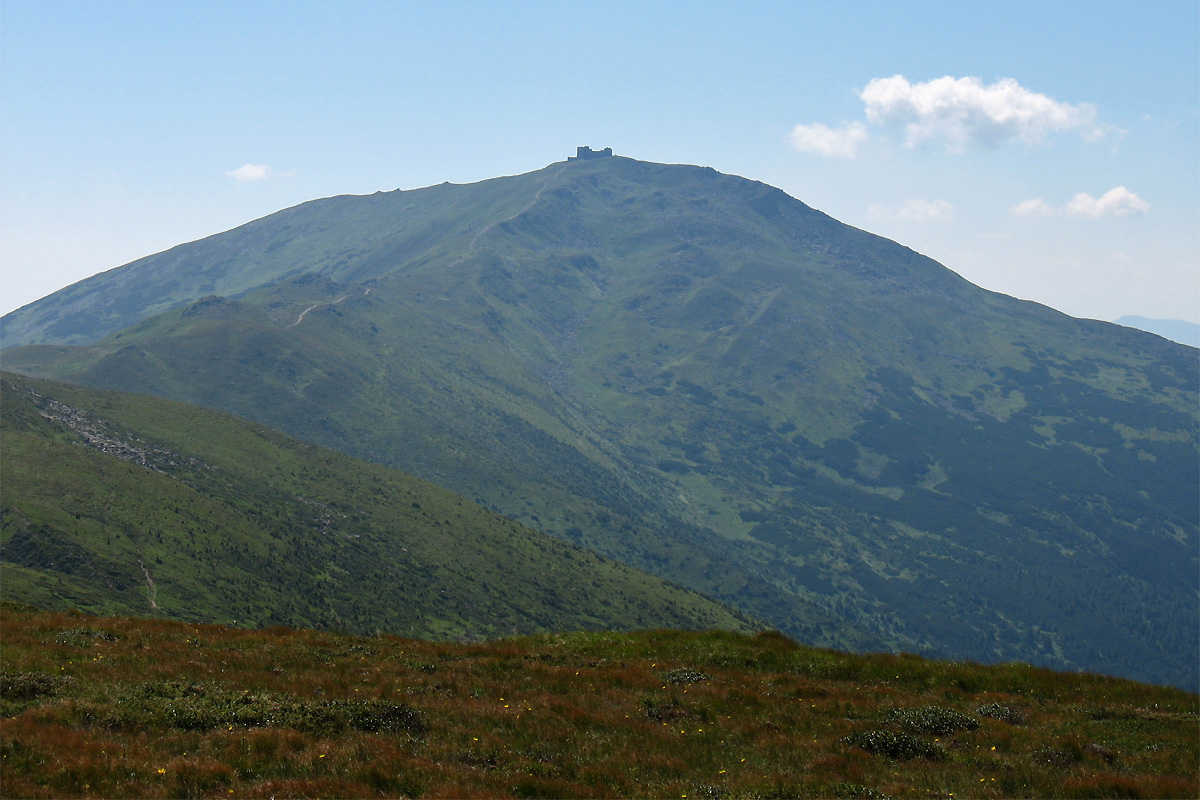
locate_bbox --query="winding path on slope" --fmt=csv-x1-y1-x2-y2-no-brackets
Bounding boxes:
288,170,563,328
469,167,566,252
287,288,372,328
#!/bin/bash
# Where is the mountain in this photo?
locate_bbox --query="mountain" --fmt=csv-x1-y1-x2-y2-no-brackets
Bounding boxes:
3,154,1197,688
0,372,754,637
1114,316,1200,349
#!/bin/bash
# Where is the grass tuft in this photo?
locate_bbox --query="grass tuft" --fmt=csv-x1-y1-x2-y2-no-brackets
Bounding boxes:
842,730,948,761
884,704,980,734
975,700,1028,724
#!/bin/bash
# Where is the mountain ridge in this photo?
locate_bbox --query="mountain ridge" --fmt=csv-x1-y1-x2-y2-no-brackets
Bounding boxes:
1114,315,1200,348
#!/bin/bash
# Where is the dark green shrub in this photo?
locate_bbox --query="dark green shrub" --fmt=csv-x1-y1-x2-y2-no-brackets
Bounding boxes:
1084,704,1138,721
643,698,705,723
663,668,710,685
0,670,67,700
791,655,866,681
976,702,1028,725
335,699,426,734
885,705,979,734
843,730,948,761
829,783,893,799
93,681,425,735
1033,745,1083,767
53,628,120,646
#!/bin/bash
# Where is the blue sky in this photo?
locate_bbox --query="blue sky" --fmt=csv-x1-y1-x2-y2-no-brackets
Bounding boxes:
3,0,1197,325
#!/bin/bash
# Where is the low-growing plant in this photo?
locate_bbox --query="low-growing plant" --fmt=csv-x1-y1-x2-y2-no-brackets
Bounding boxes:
53,628,121,646
976,701,1029,725
1,606,1196,799
843,729,948,761
1033,743,1085,767
663,668,710,685
828,782,894,799
74,680,426,735
643,698,706,723
1084,703,1140,721
0,670,67,700
884,704,979,734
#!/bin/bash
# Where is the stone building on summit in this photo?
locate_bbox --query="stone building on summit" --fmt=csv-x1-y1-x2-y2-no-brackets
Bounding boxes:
568,146,613,161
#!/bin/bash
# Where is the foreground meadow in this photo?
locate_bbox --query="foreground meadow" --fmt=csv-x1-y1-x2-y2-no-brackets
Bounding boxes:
1,603,1196,798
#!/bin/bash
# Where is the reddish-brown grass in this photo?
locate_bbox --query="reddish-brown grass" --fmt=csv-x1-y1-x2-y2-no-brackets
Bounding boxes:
2,605,1197,798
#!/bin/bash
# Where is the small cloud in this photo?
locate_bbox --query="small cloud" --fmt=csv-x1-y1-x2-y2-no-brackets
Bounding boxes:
788,122,868,158
1010,187,1148,219
1066,186,1148,218
866,198,955,223
1009,198,1058,218
227,163,272,182
859,75,1099,151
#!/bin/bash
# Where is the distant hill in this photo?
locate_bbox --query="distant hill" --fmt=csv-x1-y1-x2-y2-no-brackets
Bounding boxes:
3,155,1196,688
1114,315,1200,348
0,372,755,637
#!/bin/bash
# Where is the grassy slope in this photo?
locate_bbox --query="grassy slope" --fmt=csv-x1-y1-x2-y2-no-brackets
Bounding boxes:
3,157,1196,688
2,604,1197,799
3,289,859,653
0,372,754,638
0,169,558,348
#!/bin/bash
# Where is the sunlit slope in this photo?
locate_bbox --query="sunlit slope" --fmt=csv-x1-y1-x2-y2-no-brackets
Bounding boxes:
0,168,562,347
4,156,1196,687
0,372,756,637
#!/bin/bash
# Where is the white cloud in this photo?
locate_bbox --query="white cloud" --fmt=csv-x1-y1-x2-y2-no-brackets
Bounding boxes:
1012,187,1149,219
791,75,1108,158
788,121,868,158
1066,186,1149,218
859,75,1099,150
1009,198,1058,218
866,198,955,223
226,163,273,182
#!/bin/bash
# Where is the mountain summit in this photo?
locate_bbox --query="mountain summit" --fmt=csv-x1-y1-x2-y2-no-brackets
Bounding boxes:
3,156,1196,688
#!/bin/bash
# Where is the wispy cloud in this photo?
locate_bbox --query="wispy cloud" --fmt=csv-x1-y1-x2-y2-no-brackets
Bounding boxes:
1009,198,1058,218
866,198,955,223
790,75,1112,157
788,122,868,158
1010,187,1148,219
226,163,273,182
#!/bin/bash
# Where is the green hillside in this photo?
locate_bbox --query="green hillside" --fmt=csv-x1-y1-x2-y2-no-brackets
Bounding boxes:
0,372,754,638
4,155,1196,688
2,605,1197,799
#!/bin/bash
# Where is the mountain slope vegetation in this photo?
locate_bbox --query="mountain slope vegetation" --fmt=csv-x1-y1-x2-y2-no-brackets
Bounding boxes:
2,604,1197,799
0,372,754,638
4,155,1196,688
